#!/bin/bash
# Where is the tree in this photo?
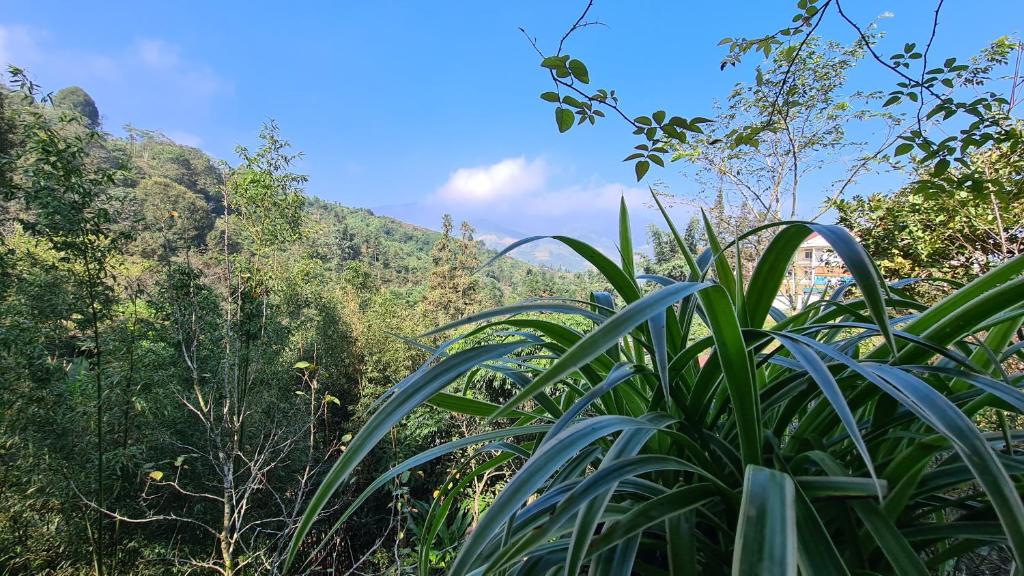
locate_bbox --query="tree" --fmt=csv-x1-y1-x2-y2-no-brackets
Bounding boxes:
836,141,1023,288
129,177,213,258
120,126,228,212
2,66,606,574
53,86,100,129
682,214,704,254
456,221,481,312
117,123,334,575
672,36,892,247
642,222,691,279
4,71,123,575
423,216,485,326
529,1,1022,214
229,121,307,258
422,215,461,325
833,37,1023,295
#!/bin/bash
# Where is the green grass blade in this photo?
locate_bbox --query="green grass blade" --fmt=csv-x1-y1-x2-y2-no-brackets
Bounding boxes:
587,484,718,560
701,210,738,304
418,300,606,338
732,465,796,576
284,341,532,572
493,282,708,419
795,489,851,576
448,415,668,576
479,235,642,303
649,187,700,279
771,332,880,497
698,284,761,466
619,196,635,279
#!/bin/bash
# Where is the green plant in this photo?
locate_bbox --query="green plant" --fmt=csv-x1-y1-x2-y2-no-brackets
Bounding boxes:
405,496,475,572
290,191,1024,575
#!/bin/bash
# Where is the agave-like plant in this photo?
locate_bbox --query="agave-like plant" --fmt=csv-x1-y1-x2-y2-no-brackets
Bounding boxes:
287,192,1024,575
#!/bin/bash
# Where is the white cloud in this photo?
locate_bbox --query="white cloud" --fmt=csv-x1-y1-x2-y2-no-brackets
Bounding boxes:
0,25,37,67
0,25,120,80
136,39,181,69
436,157,546,203
433,156,651,218
430,156,663,228
379,156,698,268
519,182,647,217
0,25,228,147
131,37,225,102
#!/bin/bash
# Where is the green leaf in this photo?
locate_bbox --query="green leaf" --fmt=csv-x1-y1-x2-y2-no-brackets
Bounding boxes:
428,392,540,420
894,142,914,156
541,56,565,69
478,235,642,304
618,197,635,279
650,187,699,279
448,416,670,575
773,332,880,496
732,466,796,576
148,470,164,481
932,158,951,177
587,484,719,561
795,490,850,575
556,107,574,133
492,282,708,420
298,426,551,570
562,95,584,109
284,341,534,572
293,361,311,369
634,160,650,181
567,59,590,84
701,211,738,305
540,91,560,102
698,284,761,467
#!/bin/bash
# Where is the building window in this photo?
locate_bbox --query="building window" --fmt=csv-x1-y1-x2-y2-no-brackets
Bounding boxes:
804,249,812,260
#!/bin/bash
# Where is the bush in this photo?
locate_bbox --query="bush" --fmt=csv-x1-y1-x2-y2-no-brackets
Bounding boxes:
290,193,1024,575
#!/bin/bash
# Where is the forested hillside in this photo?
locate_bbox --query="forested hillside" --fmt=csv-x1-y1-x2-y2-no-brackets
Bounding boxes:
0,76,603,574
4,1,1024,574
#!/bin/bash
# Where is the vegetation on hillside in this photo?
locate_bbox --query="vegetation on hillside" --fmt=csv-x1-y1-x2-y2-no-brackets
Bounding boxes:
0,72,601,575
2,1,1024,575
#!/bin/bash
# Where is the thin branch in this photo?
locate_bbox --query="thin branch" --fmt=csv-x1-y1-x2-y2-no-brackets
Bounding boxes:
557,0,601,56
553,75,639,127
72,483,219,538
835,0,944,102
916,0,945,130
518,27,545,58
765,0,832,126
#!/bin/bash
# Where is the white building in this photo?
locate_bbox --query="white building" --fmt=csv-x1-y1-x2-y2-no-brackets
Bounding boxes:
776,232,852,311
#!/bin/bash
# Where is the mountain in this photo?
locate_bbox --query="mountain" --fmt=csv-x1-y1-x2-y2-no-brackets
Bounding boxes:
373,203,610,271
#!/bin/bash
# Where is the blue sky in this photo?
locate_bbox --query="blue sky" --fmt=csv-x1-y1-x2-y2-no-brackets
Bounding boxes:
1,1,1017,261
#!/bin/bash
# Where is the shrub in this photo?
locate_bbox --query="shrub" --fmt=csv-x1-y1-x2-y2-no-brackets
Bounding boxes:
289,193,1024,575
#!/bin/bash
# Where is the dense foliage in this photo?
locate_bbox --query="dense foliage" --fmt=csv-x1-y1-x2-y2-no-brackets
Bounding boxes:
292,196,1024,576
4,1,1024,574
836,142,1023,290
0,75,599,575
